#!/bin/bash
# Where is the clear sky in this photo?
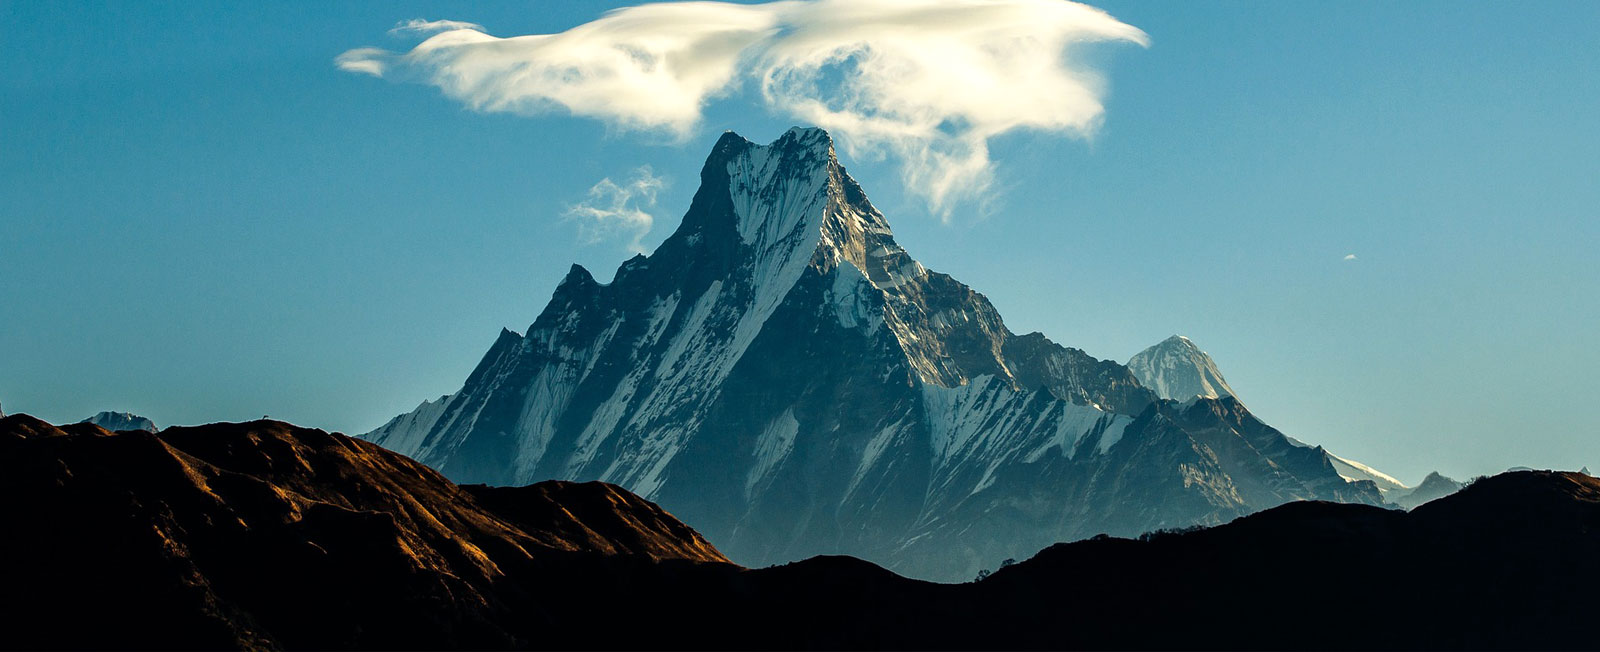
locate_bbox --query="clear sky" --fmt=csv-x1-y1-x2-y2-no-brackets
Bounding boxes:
3,1,1596,485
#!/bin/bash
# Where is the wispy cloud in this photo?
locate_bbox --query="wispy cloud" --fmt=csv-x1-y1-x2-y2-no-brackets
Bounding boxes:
387,19,485,38
337,0,1147,216
1344,253,1358,261
565,167,666,253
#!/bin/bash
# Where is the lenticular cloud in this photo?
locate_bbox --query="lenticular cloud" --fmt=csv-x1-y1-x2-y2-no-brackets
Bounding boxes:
337,0,1147,214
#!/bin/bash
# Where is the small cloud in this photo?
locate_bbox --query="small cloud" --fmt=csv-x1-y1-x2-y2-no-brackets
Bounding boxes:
335,47,390,76
1344,254,1358,261
564,167,666,254
388,19,485,38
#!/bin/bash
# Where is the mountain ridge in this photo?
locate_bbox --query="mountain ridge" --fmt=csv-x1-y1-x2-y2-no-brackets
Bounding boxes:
0,413,729,650
1126,333,1431,506
5,411,1596,649
364,127,1380,581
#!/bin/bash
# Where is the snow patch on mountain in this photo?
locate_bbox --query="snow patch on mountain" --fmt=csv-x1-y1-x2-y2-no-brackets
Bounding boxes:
921,376,1132,496
1328,453,1409,495
747,409,800,499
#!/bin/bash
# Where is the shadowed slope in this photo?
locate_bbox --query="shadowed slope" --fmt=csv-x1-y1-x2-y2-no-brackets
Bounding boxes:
464,481,726,562
973,470,1600,650
5,412,1596,650
0,414,727,650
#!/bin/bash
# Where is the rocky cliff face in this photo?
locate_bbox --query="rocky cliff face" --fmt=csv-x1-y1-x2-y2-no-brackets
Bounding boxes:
365,128,1380,581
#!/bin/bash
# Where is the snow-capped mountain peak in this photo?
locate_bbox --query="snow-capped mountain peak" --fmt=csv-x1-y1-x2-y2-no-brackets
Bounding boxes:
79,411,158,433
363,130,1381,582
1126,334,1237,402
719,128,834,247
703,126,919,288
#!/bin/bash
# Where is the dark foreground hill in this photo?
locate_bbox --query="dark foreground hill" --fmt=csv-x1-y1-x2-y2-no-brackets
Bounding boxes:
0,414,730,650
3,414,1597,650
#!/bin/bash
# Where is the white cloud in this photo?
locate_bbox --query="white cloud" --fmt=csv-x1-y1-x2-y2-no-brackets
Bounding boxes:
342,5,775,135
1344,254,1358,261
335,48,389,76
565,167,666,253
338,0,1147,216
388,19,485,38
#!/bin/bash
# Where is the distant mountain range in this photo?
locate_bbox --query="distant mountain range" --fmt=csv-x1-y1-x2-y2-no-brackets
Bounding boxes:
79,410,157,433
362,128,1404,581
6,414,1596,650
1124,334,1473,509
1391,471,1466,510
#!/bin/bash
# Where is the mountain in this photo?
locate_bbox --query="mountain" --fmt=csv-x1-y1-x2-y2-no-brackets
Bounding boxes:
1391,471,1465,510
364,127,1380,581
1126,334,1236,401
1328,452,1410,496
972,469,1600,650
0,413,728,650
1126,335,1425,504
6,414,1596,649
79,410,157,432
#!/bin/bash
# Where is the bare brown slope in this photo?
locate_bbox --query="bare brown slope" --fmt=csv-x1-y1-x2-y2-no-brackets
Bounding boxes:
0,414,728,650
464,482,726,562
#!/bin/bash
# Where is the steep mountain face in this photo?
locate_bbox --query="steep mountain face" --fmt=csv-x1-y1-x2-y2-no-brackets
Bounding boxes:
0,414,728,650
365,128,1379,581
80,410,157,432
1126,334,1236,401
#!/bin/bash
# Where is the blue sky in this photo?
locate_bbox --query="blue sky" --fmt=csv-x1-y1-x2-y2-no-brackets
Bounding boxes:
2,1,1596,484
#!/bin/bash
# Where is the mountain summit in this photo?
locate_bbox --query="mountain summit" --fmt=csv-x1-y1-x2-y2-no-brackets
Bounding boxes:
364,128,1378,581
1126,335,1237,402
79,411,157,433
